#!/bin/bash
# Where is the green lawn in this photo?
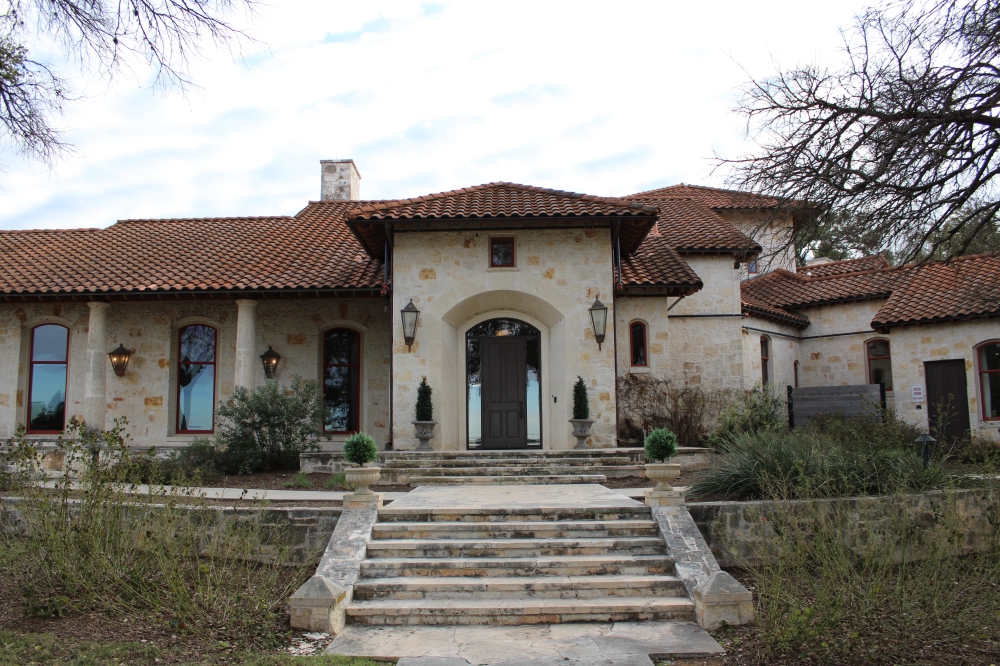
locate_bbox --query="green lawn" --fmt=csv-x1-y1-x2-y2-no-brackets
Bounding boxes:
0,630,388,666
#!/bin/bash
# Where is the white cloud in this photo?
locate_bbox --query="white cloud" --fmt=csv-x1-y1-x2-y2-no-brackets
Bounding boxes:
0,0,869,229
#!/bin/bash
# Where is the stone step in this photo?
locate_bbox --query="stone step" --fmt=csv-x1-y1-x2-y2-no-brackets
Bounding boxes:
384,450,636,459
377,505,652,523
352,574,687,600
380,458,636,468
388,465,640,477
405,474,608,485
359,554,675,578
345,596,696,625
371,519,660,540
365,537,666,559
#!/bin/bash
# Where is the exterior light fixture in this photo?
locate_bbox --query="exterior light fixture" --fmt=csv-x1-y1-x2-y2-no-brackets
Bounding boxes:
108,344,133,377
589,298,608,350
914,433,936,469
401,300,420,350
260,346,281,379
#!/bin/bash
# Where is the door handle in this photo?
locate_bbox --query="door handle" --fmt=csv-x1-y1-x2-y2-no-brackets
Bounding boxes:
519,402,524,418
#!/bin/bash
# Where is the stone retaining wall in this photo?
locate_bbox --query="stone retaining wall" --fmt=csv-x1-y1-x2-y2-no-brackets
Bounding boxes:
688,488,999,568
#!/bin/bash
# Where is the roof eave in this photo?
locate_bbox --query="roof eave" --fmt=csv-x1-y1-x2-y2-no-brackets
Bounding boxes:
871,308,1000,332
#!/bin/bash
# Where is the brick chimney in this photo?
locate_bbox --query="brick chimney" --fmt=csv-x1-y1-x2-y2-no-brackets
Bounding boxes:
320,159,361,201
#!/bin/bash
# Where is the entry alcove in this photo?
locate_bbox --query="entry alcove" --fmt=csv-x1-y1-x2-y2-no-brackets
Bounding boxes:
466,318,542,450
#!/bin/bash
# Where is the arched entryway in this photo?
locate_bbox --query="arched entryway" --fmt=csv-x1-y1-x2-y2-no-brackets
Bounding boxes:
466,318,542,449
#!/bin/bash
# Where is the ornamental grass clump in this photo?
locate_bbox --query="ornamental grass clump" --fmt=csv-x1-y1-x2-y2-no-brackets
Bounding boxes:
644,428,678,462
344,432,379,466
572,376,590,420
0,418,313,650
415,376,433,421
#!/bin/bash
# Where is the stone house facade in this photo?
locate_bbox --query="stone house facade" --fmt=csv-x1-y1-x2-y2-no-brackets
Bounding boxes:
1,159,997,450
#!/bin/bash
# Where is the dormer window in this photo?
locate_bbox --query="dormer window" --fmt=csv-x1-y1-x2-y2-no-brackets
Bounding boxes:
490,237,515,268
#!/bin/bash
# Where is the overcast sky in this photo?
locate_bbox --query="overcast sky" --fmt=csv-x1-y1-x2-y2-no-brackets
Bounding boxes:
0,0,871,230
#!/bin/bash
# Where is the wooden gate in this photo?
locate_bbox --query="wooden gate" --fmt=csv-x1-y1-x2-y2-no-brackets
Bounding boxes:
787,383,886,428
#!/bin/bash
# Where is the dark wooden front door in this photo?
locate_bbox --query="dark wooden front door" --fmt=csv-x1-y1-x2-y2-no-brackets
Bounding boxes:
481,337,527,449
925,360,971,443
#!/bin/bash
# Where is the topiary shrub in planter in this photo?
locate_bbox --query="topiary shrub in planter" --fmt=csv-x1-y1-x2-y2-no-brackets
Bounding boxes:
413,376,437,451
570,376,594,449
343,432,380,494
644,428,680,490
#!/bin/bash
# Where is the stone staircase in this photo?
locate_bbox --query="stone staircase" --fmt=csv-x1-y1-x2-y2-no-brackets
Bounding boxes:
379,449,644,485
346,502,695,625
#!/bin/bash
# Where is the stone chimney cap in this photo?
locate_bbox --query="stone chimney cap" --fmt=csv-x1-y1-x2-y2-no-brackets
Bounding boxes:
320,158,361,178
320,160,361,202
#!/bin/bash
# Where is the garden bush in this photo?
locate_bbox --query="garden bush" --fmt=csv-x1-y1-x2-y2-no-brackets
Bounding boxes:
344,432,379,466
616,375,733,447
415,376,433,421
644,428,677,462
0,418,312,649
215,376,323,475
709,382,786,442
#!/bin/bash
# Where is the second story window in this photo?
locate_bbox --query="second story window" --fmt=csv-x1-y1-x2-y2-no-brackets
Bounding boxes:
747,259,758,274
490,237,515,267
630,321,647,367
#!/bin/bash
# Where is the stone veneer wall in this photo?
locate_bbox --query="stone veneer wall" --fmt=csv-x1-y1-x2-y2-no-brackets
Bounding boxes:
390,228,617,450
715,210,796,276
741,318,800,391
613,295,671,378
0,299,390,448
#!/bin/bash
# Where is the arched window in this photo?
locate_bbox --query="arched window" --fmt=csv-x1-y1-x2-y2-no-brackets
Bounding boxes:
866,339,893,391
630,321,647,367
177,325,216,433
760,336,771,385
28,324,68,433
324,328,360,433
794,360,800,388
977,341,1000,421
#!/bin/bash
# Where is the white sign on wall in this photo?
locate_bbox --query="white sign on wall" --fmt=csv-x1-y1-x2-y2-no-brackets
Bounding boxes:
912,385,925,402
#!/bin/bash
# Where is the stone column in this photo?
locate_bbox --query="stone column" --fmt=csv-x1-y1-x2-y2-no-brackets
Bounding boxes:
84,302,110,430
234,299,258,390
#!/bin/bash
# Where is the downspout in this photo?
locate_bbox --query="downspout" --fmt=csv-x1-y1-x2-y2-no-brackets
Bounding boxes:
612,221,622,447
385,230,393,450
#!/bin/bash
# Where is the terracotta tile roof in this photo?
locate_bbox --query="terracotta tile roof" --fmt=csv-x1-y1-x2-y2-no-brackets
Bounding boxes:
740,293,811,328
344,182,659,259
871,253,1000,328
630,184,784,209
742,253,1000,331
617,234,703,295
0,206,384,297
623,196,761,254
801,255,890,277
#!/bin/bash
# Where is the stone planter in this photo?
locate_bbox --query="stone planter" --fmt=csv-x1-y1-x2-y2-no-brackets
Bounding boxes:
344,465,381,495
569,418,594,450
644,462,681,490
412,420,437,451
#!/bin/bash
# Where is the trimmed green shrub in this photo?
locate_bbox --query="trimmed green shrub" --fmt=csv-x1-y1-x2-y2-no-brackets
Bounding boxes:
344,432,379,466
572,376,590,420
215,377,322,475
415,376,433,421
644,428,678,462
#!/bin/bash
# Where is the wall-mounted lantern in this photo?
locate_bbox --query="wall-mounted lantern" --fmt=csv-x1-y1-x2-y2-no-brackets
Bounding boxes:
260,346,281,379
108,344,133,377
589,298,608,350
401,300,420,350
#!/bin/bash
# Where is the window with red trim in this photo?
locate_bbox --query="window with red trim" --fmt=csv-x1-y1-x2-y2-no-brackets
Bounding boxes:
977,341,1000,420
177,325,216,433
630,321,647,367
760,336,771,385
747,260,758,274
866,339,893,390
28,324,68,433
490,237,515,267
324,328,360,433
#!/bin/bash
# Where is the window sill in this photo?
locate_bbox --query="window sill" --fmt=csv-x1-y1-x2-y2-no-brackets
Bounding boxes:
628,367,651,374
486,266,519,272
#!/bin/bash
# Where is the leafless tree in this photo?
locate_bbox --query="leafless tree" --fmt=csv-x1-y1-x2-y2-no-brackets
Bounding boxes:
1,0,258,165
722,0,1000,263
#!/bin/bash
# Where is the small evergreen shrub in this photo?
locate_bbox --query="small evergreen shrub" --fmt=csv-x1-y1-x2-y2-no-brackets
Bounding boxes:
644,428,678,462
415,376,434,421
214,376,322,475
572,376,590,420
344,432,379,466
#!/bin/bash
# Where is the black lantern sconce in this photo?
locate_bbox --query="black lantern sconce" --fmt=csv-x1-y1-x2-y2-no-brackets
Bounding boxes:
260,346,281,379
108,344,133,377
401,300,420,351
914,432,936,469
589,298,608,350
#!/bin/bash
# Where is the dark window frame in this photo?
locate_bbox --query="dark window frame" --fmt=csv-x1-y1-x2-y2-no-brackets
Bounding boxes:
629,321,648,367
490,236,516,268
794,359,800,388
866,338,893,391
747,259,758,274
976,340,1000,421
760,335,771,385
176,324,217,435
26,324,70,434
323,327,362,435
